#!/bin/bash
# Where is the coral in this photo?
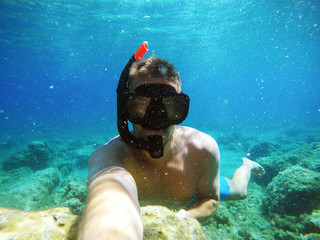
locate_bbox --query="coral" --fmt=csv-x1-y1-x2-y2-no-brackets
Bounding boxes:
302,210,320,234
0,206,206,240
1,133,319,239
74,146,92,169
141,205,207,239
0,207,78,240
0,167,33,185
65,198,85,215
303,233,320,240
264,166,320,216
304,142,320,172
273,229,302,240
253,156,290,186
0,167,60,210
48,139,95,170
216,132,244,151
248,142,279,160
54,174,87,215
271,214,300,233
1,141,54,171
203,186,274,240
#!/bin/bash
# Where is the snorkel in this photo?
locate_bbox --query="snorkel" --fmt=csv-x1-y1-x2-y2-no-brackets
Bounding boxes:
117,42,165,158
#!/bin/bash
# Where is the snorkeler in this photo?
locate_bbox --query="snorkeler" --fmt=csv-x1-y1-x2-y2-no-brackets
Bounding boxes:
77,42,265,240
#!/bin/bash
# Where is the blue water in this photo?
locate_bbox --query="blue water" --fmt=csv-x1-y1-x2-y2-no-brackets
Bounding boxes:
0,2,320,239
0,0,319,142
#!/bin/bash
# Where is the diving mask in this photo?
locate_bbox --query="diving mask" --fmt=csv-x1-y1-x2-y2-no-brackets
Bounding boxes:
116,42,189,158
125,84,189,130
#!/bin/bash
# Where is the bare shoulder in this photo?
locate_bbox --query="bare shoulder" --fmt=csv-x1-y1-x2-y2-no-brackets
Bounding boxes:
87,135,129,181
175,126,220,174
176,127,220,197
175,126,219,156
90,135,127,158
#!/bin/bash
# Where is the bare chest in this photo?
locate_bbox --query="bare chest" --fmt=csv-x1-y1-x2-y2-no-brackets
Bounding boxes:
124,158,199,208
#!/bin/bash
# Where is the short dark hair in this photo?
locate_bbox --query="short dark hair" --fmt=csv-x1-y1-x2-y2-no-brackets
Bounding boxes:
128,57,181,90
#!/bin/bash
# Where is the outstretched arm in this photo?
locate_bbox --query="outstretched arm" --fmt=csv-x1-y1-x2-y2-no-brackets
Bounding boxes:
77,143,143,240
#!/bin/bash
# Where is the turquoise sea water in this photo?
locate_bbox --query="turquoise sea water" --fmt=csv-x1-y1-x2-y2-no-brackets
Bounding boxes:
1,0,319,140
0,0,320,239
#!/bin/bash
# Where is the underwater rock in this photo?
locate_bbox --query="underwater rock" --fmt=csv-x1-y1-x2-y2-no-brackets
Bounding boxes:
253,156,290,186
271,214,300,233
0,167,33,185
75,153,89,169
74,146,92,169
248,142,279,160
0,207,78,240
303,210,320,234
51,141,93,170
264,166,320,216
55,159,75,175
216,132,244,152
203,190,275,240
0,206,206,240
0,167,60,210
303,233,320,240
1,140,54,171
52,173,87,215
273,229,304,240
141,205,206,239
304,142,320,172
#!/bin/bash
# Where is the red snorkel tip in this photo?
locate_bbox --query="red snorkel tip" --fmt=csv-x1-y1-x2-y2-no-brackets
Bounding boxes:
134,41,148,61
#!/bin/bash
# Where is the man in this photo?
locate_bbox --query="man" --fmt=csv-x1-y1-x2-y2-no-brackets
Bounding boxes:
78,55,265,240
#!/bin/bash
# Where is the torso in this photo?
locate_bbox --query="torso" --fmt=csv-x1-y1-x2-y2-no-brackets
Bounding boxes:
121,126,208,209
89,126,218,210
124,147,199,208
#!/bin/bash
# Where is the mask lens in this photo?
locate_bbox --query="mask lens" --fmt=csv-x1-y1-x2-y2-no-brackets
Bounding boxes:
127,95,151,118
125,84,189,128
163,95,189,120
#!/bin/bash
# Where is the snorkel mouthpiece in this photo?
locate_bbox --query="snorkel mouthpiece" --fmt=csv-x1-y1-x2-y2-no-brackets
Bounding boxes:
147,135,164,158
117,41,166,158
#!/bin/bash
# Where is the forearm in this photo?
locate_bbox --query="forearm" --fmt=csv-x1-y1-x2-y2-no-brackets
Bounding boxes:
78,169,143,240
187,198,219,222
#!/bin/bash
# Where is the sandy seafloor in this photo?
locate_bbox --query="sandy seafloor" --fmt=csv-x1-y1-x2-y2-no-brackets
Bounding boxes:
0,123,319,240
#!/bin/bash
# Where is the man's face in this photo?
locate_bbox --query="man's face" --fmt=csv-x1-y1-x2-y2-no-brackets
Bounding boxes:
130,77,180,146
